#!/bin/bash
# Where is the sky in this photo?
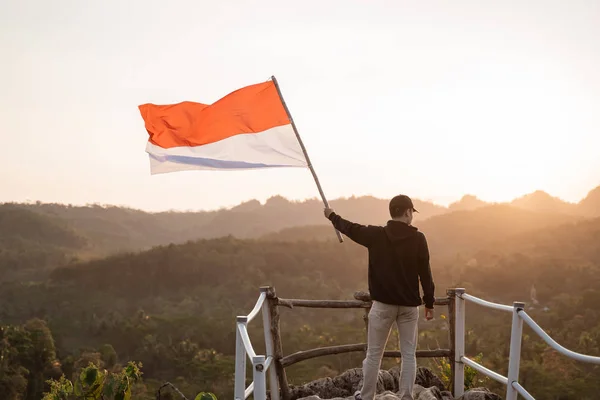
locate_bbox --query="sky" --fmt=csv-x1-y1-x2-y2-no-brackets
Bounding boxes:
1,0,599,212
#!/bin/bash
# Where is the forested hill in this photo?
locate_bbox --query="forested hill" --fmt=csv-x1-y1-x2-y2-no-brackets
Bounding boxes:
3,196,446,255
46,212,600,308
262,205,582,257
0,206,87,281
2,214,600,398
7,186,600,253
1,185,599,283
0,196,443,282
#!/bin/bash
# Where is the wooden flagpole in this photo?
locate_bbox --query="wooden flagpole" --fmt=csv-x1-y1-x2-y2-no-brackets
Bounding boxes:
271,75,344,243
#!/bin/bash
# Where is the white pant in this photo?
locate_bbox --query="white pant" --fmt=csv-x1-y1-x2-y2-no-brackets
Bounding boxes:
360,301,419,400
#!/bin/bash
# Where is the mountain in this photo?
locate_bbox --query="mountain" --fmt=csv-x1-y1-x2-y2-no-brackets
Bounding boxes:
445,186,600,217
0,205,86,250
448,195,488,212
39,213,600,335
418,204,578,257
510,190,576,214
0,205,87,281
262,204,579,259
2,184,599,279
578,186,600,217
0,196,443,282
494,215,600,263
1,196,445,254
12,202,214,254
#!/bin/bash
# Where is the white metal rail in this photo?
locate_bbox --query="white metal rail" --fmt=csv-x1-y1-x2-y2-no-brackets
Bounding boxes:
453,288,600,400
518,311,600,364
461,356,508,386
234,288,280,400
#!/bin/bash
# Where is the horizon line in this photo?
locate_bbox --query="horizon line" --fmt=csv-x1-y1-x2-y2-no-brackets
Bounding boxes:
2,185,598,214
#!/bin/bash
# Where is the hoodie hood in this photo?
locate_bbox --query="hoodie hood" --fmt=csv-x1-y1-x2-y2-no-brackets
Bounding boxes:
384,220,419,242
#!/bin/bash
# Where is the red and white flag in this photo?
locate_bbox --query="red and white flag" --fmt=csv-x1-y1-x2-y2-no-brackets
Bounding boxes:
138,80,308,174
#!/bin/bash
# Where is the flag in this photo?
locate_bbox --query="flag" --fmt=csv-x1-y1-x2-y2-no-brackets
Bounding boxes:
138,80,308,174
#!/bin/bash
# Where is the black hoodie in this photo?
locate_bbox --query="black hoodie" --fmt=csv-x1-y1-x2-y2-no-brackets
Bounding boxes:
328,213,435,309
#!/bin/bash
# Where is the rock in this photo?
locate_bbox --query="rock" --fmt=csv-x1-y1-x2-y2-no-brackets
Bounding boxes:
292,367,446,400
388,367,446,393
376,391,402,400
291,368,362,400
387,366,401,391
292,366,501,400
415,367,447,392
374,370,396,393
290,376,348,400
332,368,364,395
296,386,444,400
291,367,403,399
413,384,445,399
297,397,328,400
457,387,502,400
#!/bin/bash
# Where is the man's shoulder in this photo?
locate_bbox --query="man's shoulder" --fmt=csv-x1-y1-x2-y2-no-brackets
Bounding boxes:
367,223,385,228
362,225,386,239
365,224,385,232
416,231,430,250
415,230,427,241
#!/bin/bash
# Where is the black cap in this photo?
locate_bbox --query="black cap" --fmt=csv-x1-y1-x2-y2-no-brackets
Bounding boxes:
389,195,418,217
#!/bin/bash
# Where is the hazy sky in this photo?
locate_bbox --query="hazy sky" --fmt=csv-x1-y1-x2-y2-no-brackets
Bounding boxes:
2,0,599,211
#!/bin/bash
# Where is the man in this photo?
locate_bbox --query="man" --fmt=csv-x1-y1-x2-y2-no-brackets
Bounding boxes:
324,195,435,400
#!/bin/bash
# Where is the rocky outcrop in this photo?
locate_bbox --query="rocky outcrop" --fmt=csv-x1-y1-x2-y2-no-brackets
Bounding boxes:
290,367,499,400
456,388,501,400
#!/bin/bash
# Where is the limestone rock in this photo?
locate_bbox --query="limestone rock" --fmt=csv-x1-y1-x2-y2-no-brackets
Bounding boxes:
295,397,327,400
332,368,364,394
387,366,447,393
376,391,402,400
291,366,500,400
413,384,445,399
292,367,449,400
296,385,446,400
290,375,348,400
457,387,502,400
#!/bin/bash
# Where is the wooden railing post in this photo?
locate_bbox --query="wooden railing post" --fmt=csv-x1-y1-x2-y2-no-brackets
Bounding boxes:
446,289,456,394
261,287,280,400
267,287,291,400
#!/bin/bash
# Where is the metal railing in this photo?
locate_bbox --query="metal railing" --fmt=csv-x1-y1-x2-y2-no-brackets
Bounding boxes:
451,288,600,400
234,287,280,400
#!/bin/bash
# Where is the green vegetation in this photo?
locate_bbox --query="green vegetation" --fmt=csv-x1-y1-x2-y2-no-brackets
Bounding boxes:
432,353,489,390
1,191,600,399
42,362,143,400
41,361,217,400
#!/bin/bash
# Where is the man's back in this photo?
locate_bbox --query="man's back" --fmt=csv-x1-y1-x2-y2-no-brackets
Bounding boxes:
327,213,436,310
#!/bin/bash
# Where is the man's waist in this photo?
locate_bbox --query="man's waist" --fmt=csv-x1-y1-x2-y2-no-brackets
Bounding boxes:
369,291,422,306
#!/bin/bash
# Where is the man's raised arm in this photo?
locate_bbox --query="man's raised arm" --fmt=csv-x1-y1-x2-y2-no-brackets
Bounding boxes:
324,208,378,247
